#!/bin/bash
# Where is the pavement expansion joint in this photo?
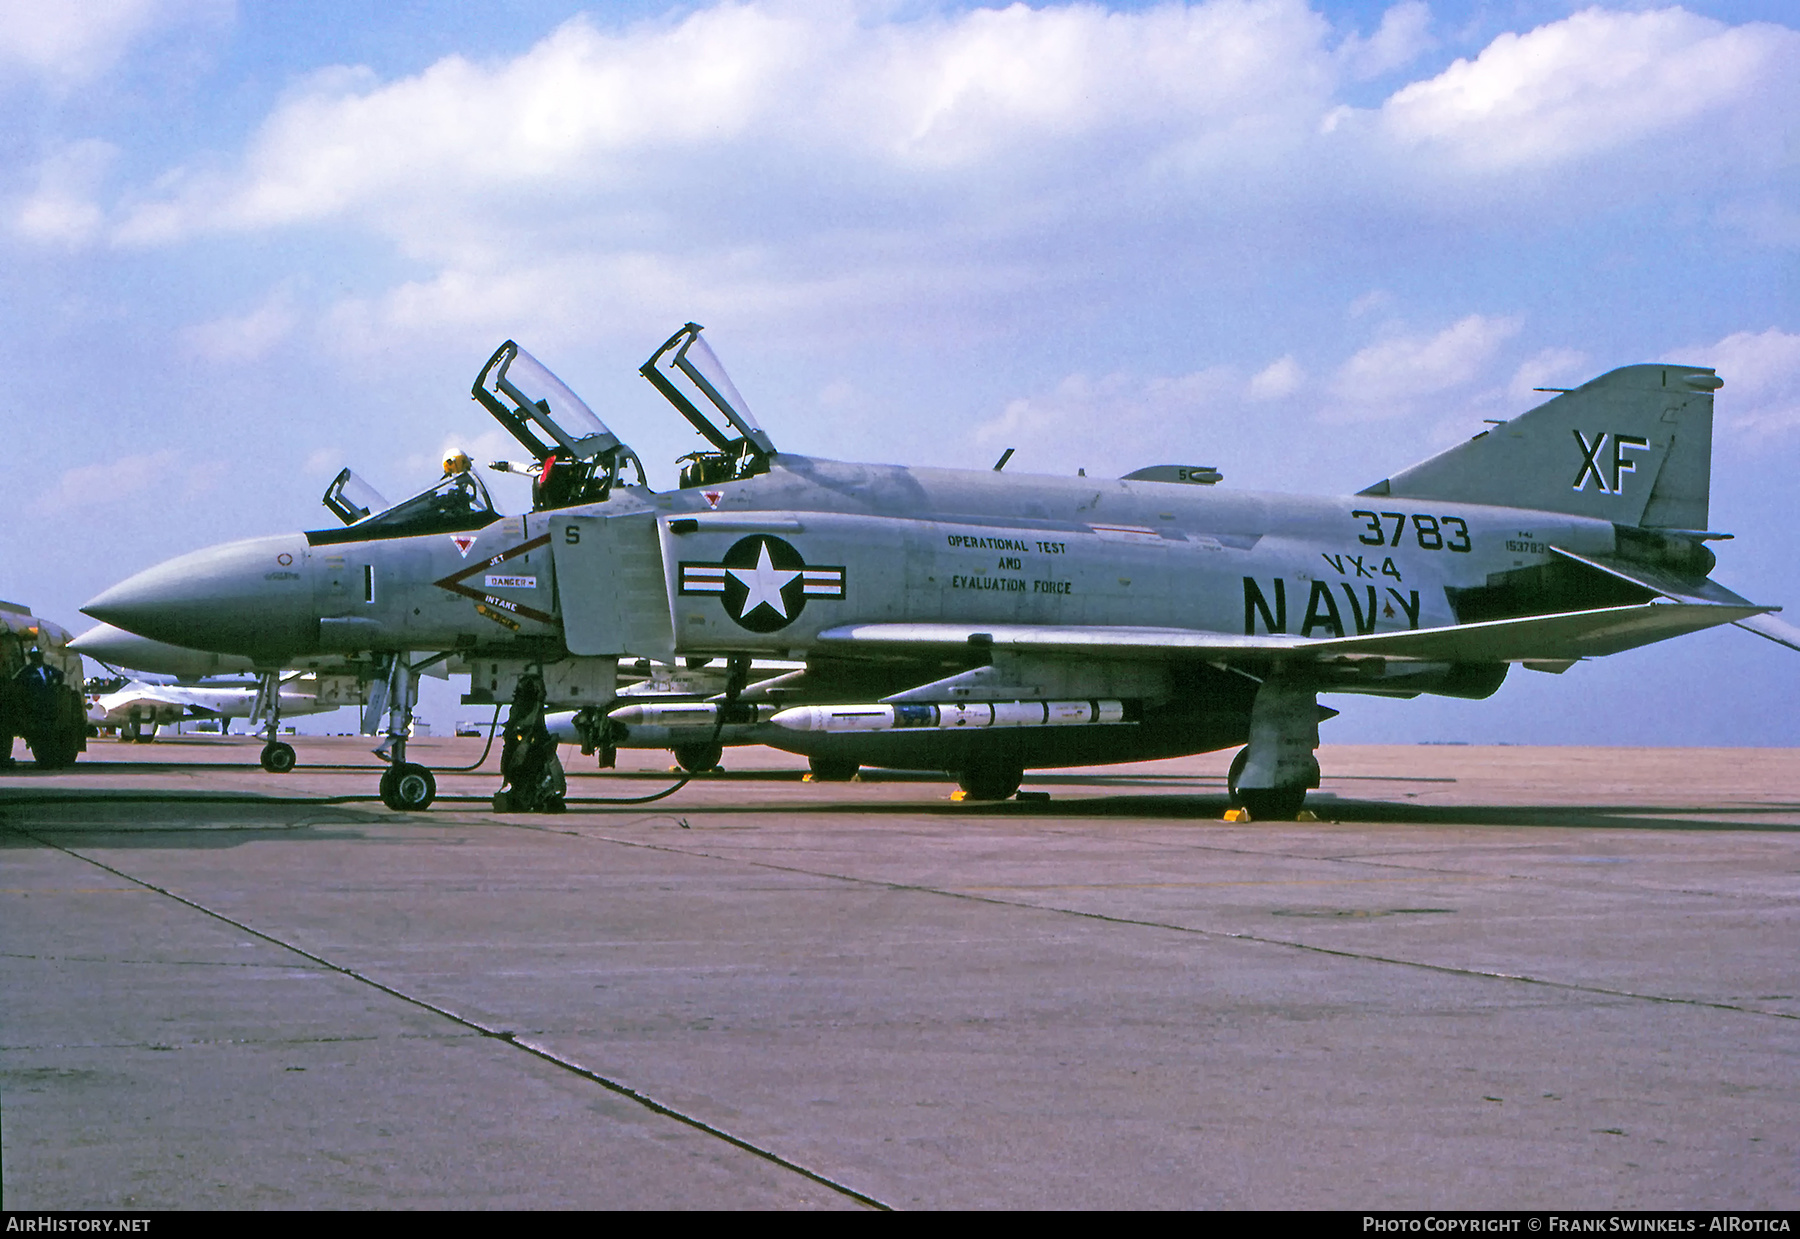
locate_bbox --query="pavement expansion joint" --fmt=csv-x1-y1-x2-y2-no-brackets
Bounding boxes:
13,826,894,1212
563,826,1800,1024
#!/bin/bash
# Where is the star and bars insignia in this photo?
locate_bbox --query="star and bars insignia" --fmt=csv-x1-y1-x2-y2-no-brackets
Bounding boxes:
679,535,845,633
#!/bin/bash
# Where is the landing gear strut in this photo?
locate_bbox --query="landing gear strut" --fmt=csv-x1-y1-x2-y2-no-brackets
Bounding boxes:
373,654,435,811
1226,667,1320,820
253,672,297,773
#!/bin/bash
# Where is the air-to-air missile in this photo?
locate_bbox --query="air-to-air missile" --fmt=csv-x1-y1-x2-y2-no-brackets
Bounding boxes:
84,323,1800,815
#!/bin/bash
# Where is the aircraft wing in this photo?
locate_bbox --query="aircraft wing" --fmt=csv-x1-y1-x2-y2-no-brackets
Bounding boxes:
815,600,1768,665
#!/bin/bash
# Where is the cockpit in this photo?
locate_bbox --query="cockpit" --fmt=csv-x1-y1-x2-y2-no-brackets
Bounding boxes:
473,341,646,511
307,469,499,547
640,322,777,488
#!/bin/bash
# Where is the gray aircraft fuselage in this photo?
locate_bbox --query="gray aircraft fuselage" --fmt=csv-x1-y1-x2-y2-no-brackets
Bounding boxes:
85,456,1620,664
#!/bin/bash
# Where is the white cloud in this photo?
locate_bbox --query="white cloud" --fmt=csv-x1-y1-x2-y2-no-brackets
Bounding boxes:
1507,346,1589,403
1377,7,1800,172
0,0,227,86
12,140,117,247
1337,1,1432,81
1688,327,1800,435
81,2,1800,377
974,367,1244,476
182,288,298,363
36,447,221,513
1330,314,1521,413
1248,355,1304,400
113,0,1341,260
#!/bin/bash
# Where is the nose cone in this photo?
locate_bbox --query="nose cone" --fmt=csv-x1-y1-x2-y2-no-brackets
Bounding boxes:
69,622,256,678
83,534,319,662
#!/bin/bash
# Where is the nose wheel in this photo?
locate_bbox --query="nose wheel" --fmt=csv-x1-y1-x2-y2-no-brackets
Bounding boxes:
380,763,437,811
253,672,296,772
373,654,437,811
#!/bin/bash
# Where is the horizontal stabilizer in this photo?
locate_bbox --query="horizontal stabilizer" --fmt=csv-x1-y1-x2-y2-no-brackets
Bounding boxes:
1547,546,1755,607
1734,612,1800,653
816,601,1765,665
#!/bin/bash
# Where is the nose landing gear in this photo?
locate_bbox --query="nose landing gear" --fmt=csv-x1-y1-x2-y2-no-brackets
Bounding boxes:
252,672,297,773
372,654,437,811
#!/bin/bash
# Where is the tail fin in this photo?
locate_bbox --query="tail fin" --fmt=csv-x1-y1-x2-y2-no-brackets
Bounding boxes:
1360,364,1720,530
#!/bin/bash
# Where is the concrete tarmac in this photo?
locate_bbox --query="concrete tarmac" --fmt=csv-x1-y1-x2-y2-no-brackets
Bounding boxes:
2,736,1796,1210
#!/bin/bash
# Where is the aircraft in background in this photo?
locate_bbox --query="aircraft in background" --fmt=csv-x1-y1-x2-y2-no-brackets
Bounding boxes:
84,324,1800,813
86,675,348,743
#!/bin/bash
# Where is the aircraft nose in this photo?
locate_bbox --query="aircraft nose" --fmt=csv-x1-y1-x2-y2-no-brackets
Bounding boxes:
68,623,146,662
83,533,319,661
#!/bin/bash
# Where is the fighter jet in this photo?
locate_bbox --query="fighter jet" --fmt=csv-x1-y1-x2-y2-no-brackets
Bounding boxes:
84,324,1800,814
85,675,344,742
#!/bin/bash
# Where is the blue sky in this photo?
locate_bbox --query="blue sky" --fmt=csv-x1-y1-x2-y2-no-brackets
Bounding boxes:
2,1,1795,744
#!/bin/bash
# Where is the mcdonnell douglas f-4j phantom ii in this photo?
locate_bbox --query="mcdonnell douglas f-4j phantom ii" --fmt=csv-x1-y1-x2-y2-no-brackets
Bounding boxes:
84,324,1800,813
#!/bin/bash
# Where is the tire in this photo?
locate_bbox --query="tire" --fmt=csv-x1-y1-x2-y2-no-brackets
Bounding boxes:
672,742,723,773
383,763,436,811
260,742,297,774
1227,747,1307,818
28,730,82,770
808,756,860,782
1235,786,1308,821
957,761,1023,801
1227,746,1249,806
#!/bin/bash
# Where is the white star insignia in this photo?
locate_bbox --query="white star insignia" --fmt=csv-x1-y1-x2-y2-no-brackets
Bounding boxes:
729,540,801,620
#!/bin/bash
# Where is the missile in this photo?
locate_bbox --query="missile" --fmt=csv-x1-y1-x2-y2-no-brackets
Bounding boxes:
606,701,776,728
770,700,1128,733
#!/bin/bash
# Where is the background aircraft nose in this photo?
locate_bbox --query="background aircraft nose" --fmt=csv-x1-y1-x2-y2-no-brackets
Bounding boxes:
83,534,319,661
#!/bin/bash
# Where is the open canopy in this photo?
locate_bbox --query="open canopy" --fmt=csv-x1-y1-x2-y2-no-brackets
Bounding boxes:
306,470,498,546
642,322,775,459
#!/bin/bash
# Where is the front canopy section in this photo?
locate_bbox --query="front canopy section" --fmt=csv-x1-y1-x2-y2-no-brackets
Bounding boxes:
307,469,499,547
321,469,391,526
641,322,776,488
473,340,645,509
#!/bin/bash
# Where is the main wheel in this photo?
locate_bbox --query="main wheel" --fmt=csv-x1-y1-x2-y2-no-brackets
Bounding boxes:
382,762,436,811
1236,786,1308,820
1226,747,1307,819
27,730,82,770
808,756,860,782
957,761,1023,801
672,742,723,773
260,741,297,773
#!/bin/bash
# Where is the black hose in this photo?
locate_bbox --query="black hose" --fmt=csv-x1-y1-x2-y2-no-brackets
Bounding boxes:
564,776,693,806
430,705,502,773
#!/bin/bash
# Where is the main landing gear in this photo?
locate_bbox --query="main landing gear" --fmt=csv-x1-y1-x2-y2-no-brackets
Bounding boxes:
372,654,435,811
1226,668,1321,820
252,672,297,773
956,759,1023,802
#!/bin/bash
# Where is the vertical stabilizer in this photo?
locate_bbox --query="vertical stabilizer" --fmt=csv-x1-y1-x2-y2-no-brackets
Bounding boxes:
1360,365,1719,529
